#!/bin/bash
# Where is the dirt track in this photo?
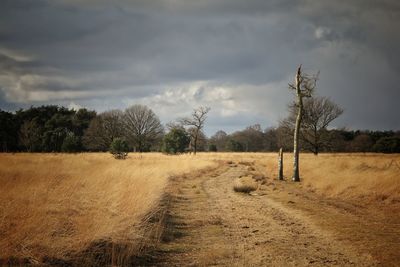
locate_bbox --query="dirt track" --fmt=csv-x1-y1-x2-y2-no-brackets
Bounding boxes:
148,162,400,266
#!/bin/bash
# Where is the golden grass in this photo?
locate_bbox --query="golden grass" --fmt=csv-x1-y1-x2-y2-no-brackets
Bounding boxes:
297,153,400,202
1,152,399,264
196,152,400,203
233,176,258,193
0,153,216,264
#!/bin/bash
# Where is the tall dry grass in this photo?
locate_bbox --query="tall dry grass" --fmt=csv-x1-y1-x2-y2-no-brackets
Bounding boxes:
197,152,400,203
1,152,399,264
296,153,400,202
0,153,216,264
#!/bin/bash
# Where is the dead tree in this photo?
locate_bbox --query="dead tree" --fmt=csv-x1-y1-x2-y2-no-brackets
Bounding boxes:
180,106,210,155
289,65,318,182
278,148,284,180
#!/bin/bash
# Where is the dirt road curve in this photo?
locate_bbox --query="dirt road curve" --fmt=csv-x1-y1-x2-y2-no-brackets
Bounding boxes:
148,163,400,266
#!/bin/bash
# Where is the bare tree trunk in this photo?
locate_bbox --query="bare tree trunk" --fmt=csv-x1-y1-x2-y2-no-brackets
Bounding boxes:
292,67,303,182
278,148,283,180
193,129,198,155
314,127,319,155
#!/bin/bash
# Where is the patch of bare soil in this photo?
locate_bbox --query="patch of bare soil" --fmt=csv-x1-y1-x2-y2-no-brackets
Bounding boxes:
150,162,400,266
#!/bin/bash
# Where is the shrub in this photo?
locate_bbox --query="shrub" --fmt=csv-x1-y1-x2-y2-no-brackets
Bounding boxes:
163,128,190,154
110,138,129,159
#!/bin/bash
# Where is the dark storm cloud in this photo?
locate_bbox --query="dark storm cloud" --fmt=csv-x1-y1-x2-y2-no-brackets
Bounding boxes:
0,0,399,133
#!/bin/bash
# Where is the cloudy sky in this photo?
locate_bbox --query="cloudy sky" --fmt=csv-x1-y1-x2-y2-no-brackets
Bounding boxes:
1,0,399,135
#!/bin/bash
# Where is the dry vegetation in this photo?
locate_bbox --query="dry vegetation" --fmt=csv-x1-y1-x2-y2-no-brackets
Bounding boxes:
195,153,400,203
1,152,399,265
233,176,258,193
0,153,216,265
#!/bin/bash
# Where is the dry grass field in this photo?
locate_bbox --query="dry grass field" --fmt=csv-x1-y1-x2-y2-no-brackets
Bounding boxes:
1,152,399,266
0,153,216,265
211,152,400,203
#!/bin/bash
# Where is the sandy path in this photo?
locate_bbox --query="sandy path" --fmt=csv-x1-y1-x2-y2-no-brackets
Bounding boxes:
150,163,399,266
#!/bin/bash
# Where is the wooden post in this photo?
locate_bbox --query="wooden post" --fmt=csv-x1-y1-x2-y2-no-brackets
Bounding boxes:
278,148,284,180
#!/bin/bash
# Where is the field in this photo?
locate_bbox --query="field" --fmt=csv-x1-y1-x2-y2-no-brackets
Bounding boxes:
0,153,216,265
1,153,399,266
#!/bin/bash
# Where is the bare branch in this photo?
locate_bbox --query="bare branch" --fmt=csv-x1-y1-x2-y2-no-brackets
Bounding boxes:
180,106,210,154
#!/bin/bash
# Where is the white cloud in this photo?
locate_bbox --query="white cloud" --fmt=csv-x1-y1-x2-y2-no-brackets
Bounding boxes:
68,101,83,110
127,81,248,121
120,78,292,134
314,26,331,39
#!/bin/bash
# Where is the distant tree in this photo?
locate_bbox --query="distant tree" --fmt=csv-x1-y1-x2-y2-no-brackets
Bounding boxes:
15,105,61,129
209,130,228,152
208,144,217,152
225,139,244,152
61,132,80,152
123,105,164,152
83,110,124,151
187,127,208,152
281,96,343,155
13,105,95,152
83,117,106,151
42,113,73,152
19,120,42,152
231,124,264,152
0,110,18,152
288,65,318,182
301,97,343,154
72,108,96,137
16,106,65,151
263,127,279,152
163,127,190,154
326,129,348,152
351,134,373,152
180,106,210,155
373,136,400,153
42,127,68,152
275,125,293,151
110,138,129,159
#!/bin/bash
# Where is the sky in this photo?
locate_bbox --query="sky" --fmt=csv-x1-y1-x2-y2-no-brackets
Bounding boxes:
1,0,399,135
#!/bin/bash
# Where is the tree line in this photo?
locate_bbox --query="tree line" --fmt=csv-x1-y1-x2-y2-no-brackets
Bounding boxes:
0,104,399,154
209,125,400,153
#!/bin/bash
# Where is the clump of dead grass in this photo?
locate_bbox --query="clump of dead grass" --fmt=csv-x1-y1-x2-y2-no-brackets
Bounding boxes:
233,176,258,193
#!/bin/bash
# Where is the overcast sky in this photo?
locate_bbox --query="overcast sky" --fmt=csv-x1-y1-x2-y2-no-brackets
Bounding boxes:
1,0,399,135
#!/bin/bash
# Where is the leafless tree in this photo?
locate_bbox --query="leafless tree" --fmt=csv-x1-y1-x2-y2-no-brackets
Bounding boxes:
289,65,318,182
281,96,343,155
19,120,41,152
83,110,124,151
123,104,164,152
187,127,207,152
301,96,343,154
209,130,228,151
180,106,210,155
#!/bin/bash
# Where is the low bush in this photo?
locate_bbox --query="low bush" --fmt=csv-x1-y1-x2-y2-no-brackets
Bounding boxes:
109,138,129,159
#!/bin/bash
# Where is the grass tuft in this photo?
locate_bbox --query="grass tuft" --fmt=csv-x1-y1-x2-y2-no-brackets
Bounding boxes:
233,176,258,194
